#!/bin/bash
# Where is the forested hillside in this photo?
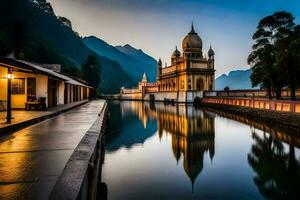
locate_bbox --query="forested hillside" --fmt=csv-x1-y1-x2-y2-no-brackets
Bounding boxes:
0,0,133,93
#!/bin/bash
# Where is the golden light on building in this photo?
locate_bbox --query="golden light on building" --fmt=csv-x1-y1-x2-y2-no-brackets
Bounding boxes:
121,24,216,103
0,58,93,124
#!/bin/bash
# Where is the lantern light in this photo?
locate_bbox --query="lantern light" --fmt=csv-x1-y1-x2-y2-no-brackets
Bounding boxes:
6,74,14,79
7,68,13,79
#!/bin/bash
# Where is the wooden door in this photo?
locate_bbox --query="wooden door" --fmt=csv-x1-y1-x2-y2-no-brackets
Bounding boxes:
64,83,68,104
27,78,36,102
48,79,57,108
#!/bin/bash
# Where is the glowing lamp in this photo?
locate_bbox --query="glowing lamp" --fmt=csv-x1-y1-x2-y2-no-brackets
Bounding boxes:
6,73,14,79
7,68,13,79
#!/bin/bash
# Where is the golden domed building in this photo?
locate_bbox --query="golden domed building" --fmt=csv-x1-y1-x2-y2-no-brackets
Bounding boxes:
121,24,215,103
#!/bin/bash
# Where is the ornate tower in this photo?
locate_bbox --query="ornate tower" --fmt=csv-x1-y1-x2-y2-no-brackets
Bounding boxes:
142,72,147,83
157,58,162,80
208,45,215,69
171,46,181,65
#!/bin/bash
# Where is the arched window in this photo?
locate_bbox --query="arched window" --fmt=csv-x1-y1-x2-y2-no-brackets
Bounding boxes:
196,78,204,91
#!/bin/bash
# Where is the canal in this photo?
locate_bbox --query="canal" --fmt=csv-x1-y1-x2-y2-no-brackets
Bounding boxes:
101,101,300,200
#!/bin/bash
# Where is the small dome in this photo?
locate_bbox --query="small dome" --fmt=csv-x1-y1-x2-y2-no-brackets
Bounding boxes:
182,24,202,52
208,45,215,57
172,46,181,58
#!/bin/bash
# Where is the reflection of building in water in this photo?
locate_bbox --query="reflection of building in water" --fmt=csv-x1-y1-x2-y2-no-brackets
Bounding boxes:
120,101,215,186
156,105,215,187
120,101,158,128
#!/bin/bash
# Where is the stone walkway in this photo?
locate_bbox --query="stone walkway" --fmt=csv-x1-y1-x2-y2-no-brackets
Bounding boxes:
0,100,88,136
0,100,105,200
0,100,88,129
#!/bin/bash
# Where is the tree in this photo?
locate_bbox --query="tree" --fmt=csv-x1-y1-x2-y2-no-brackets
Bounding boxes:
81,55,101,91
58,17,72,30
249,46,274,99
32,0,55,15
224,86,230,96
248,11,295,99
9,20,31,59
0,32,12,56
276,25,300,100
224,86,230,91
248,130,300,199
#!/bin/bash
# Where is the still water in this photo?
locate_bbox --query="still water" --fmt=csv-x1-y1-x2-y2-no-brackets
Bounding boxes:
102,101,300,200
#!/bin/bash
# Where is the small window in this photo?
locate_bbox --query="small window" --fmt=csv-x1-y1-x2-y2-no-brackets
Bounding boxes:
12,78,25,94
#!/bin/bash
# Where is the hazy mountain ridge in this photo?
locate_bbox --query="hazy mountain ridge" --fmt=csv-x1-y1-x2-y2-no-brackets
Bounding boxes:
116,44,157,82
216,69,258,90
83,36,157,84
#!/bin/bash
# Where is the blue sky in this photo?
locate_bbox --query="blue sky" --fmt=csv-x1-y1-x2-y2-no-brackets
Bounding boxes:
49,0,300,77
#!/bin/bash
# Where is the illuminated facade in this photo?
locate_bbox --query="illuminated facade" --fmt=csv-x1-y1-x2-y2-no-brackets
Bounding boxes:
121,24,215,103
0,58,92,110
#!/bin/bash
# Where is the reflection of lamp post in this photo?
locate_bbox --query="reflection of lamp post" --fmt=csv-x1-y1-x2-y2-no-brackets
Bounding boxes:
7,67,13,124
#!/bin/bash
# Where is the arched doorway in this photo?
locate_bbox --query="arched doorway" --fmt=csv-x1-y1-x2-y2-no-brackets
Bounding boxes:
196,78,204,91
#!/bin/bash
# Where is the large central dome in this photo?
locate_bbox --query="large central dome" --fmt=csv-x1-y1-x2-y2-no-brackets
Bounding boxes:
182,24,202,52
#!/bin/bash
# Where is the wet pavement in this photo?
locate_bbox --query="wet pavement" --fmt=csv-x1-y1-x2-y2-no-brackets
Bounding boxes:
0,100,105,200
0,100,88,129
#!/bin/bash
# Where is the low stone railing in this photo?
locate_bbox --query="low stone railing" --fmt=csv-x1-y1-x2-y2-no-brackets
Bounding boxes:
202,97,300,113
49,101,109,200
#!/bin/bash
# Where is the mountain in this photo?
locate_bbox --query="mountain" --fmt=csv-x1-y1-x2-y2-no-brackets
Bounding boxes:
215,69,258,90
115,44,157,82
0,0,133,93
83,36,157,83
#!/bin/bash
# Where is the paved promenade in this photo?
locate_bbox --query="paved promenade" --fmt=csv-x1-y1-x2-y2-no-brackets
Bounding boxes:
0,100,89,130
0,100,105,200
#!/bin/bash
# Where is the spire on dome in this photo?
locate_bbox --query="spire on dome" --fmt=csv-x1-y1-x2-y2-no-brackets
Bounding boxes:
190,22,196,34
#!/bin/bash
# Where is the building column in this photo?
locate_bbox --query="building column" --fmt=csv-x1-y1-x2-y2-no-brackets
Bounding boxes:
6,67,12,123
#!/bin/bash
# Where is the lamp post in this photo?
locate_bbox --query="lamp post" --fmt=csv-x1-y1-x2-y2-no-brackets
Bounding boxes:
7,67,12,124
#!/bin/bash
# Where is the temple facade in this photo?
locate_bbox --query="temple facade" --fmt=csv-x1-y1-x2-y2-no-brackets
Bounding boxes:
120,24,215,103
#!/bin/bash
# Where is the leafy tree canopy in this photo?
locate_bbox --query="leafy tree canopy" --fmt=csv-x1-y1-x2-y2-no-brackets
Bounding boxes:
81,55,102,90
248,11,300,100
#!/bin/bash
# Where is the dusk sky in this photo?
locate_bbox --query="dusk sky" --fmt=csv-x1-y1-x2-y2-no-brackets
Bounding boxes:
48,0,300,77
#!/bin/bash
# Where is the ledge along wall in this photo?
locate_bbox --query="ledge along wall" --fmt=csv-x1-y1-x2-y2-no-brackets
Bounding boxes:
120,91,204,103
49,101,109,200
202,97,300,113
